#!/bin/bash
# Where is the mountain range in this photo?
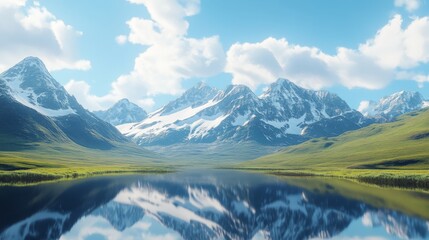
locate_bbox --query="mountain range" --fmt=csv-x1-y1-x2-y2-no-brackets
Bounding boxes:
1,56,428,154
359,91,429,122
116,79,428,147
241,107,429,177
118,80,370,146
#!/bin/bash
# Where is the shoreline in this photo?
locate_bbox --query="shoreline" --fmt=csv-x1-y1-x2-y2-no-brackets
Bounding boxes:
2,165,428,191
0,166,172,186
225,167,429,192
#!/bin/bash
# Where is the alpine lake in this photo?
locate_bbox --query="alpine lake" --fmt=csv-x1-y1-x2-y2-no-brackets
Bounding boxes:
0,170,428,240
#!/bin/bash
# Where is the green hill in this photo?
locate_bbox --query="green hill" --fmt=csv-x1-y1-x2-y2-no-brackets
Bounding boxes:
0,138,168,185
238,108,429,188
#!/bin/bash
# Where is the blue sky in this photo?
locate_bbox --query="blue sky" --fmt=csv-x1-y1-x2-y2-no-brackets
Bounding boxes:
1,0,428,111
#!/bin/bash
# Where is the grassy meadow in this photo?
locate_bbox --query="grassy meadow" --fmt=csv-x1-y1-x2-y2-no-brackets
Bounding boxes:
237,109,429,189
0,140,170,185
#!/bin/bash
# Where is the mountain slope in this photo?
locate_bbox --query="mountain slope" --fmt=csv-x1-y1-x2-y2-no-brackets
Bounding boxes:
93,99,147,126
0,57,162,183
359,91,428,122
119,79,364,146
0,95,69,150
241,108,429,170
0,57,126,150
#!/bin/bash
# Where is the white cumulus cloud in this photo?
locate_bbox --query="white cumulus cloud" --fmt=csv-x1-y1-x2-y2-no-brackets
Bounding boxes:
65,0,225,111
64,80,155,111
115,35,128,45
394,0,421,11
225,14,429,91
0,0,26,8
80,0,225,110
226,38,337,90
0,1,90,72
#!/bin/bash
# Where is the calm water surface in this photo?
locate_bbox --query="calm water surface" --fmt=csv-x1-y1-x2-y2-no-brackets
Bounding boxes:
0,170,428,240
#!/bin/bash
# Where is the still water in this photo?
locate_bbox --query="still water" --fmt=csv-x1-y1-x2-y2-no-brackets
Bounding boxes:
0,170,428,240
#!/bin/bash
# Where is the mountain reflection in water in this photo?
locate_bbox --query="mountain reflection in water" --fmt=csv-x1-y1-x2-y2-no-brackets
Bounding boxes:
0,170,428,240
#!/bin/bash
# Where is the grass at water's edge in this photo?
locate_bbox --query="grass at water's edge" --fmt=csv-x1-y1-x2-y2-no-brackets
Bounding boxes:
0,166,172,186
226,167,429,191
0,141,175,186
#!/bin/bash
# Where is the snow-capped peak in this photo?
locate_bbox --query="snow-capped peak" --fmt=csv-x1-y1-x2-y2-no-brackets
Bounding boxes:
215,84,257,102
261,78,307,97
158,82,220,116
1,56,59,90
358,91,426,121
0,56,76,117
113,98,139,110
94,98,147,126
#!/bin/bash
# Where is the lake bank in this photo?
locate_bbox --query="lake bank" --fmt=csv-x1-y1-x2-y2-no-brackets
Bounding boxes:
228,167,429,191
1,169,428,239
0,165,172,186
3,162,428,192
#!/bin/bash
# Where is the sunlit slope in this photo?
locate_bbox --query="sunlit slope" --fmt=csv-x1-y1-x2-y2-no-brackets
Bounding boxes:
0,140,168,185
241,108,429,170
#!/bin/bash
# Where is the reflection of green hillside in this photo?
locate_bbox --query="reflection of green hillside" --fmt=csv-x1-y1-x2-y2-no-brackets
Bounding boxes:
238,109,429,188
281,176,429,220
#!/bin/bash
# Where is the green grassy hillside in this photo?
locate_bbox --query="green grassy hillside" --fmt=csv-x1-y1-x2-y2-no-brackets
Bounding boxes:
0,97,170,185
0,139,169,185
238,108,429,188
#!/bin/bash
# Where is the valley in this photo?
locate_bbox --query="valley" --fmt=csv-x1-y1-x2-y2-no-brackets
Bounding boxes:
2,1,429,239
0,57,428,189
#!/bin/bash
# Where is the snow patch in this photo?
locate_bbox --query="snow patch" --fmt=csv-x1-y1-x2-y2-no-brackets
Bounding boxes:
3,76,75,117
263,115,307,135
188,114,228,139
232,112,251,126
121,99,220,138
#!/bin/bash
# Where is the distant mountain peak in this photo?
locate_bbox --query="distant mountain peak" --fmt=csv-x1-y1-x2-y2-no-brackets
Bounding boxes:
114,98,133,107
224,84,253,95
21,56,46,66
0,56,76,116
195,81,208,89
271,78,299,89
159,82,220,116
0,57,127,149
1,56,52,81
359,91,426,121
187,81,217,94
94,99,147,126
260,78,304,100
6,56,49,74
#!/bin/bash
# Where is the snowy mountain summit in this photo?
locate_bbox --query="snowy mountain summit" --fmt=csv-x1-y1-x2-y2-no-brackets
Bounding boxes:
358,91,429,121
94,99,147,126
118,79,367,146
0,57,126,149
0,56,77,117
